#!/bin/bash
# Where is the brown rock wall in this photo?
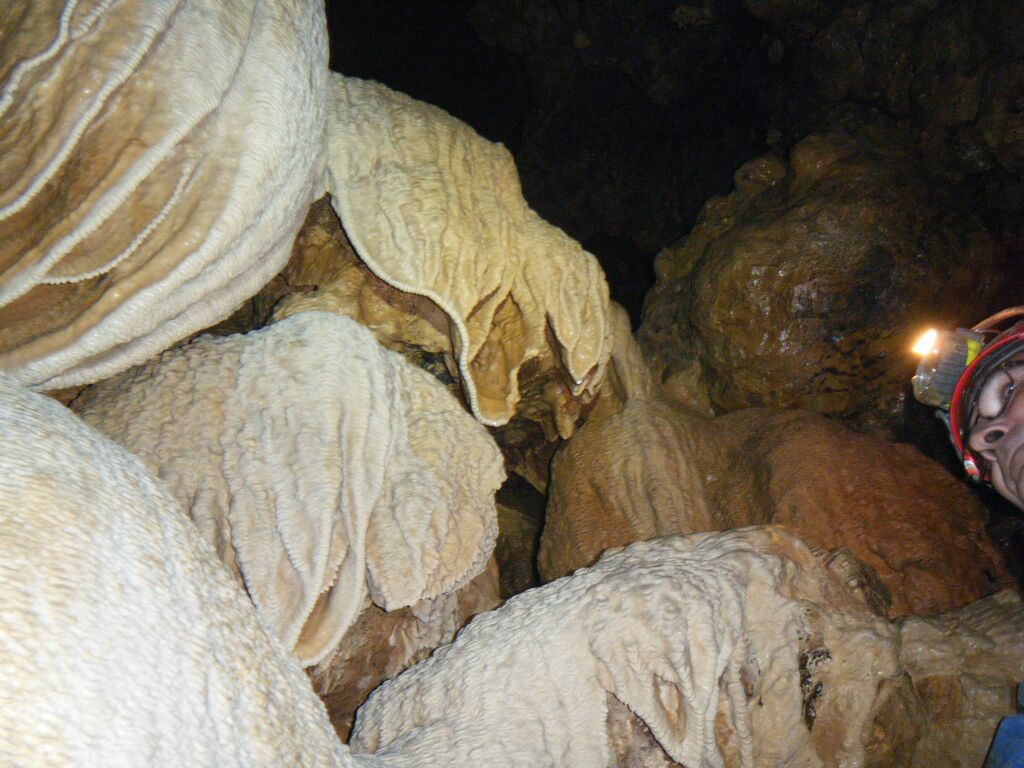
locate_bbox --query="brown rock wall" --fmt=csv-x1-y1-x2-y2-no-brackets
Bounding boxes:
639,134,1006,435
541,398,1006,616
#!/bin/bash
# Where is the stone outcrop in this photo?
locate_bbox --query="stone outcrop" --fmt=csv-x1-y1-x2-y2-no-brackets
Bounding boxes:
868,590,1024,767
639,134,1007,435
748,0,1024,216
73,313,505,668
311,560,500,740
351,527,901,768
541,398,1006,616
322,74,612,434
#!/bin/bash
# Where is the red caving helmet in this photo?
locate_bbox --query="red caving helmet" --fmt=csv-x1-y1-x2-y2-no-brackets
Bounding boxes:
912,307,1024,482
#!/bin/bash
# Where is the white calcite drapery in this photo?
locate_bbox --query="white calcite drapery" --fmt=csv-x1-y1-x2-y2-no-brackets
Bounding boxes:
0,374,356,768
351,527,899,768
73,312,505,666
323,74,612,433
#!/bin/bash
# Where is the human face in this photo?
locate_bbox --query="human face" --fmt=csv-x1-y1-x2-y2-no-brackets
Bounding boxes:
967,356,1024,509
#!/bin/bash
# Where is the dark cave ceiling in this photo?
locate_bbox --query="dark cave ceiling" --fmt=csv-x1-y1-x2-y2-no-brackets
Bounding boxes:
324,0,1024,327
324,0,781,323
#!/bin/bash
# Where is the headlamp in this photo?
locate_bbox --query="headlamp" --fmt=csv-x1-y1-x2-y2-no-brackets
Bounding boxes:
911,328,985,409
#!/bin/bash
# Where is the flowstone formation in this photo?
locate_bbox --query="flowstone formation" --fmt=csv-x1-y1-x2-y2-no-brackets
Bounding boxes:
265,196,605,489
0,375,355,768
321,74,612,435
270,196,459,393
541,398,1006,616
639,133,1006,435
4,371,1020,766
72,313,504,691
0,0,327,391
3,3,1021,765
351,527,899,768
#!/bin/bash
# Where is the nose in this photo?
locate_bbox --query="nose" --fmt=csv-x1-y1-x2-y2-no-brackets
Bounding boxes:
969,420,1010,458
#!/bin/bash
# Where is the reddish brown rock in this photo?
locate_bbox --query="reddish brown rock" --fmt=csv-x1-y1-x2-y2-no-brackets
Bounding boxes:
638,133,1006,436
310,559,500,740
541,398,1007,616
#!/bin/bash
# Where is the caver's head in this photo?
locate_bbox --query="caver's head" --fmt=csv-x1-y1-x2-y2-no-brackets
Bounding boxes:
912,308,1024,510
965,350,1024,508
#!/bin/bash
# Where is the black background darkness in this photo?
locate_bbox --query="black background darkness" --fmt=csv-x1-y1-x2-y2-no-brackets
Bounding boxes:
324,1,779,324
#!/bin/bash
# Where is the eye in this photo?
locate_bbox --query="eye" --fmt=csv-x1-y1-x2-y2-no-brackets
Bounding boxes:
977,370,1019,420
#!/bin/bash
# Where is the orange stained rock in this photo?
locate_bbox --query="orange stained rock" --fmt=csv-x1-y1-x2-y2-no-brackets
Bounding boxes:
542,399,1007,616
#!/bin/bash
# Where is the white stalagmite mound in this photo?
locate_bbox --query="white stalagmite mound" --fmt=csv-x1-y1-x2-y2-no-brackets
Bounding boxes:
351,526,901,768
73,311,505,667
0,374,356,768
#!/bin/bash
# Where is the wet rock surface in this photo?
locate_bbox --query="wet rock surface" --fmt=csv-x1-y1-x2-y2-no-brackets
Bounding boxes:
542,398,1007,616
639,134,1008,435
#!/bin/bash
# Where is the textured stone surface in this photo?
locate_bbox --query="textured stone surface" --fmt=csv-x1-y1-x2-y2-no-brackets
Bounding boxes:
0,0,327,390
884,590,1024,767
73,313,504,667
273,197,454,368
639,134,1006,435
0,375,355,767
750,0,1024,209
352,527,899,768
323,74,611,432
311,559,500,741
541,398,1006,616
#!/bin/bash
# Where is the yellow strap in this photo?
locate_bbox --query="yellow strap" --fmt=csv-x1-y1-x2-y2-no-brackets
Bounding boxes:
966,338,983,365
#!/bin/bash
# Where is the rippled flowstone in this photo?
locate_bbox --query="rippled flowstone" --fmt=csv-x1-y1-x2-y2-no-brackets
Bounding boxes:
869,590,1024,768
638,133,1006,435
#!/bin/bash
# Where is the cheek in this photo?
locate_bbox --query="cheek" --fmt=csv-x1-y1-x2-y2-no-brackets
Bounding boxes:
990,457,1024,509
977,386,1007,419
